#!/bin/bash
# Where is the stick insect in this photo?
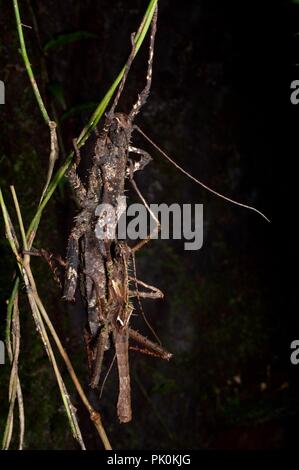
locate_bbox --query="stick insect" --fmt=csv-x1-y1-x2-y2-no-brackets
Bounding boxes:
29,3,269,424
62,6,174,424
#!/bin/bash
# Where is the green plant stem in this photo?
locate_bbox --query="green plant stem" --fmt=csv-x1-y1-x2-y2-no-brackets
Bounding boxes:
10,186,28,250
1,189,86,449
13,0,50,124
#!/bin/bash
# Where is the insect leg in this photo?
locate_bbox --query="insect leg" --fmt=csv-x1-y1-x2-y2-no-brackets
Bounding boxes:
128,5,158,121
129,170,160,253
23,248,66,288
83,328,94,376
129,277,164,299
128,276,163,297
114,327,132,423
129,251,162,346
128,328,172,361
90,325,109,389
66,138,86,207
63,223,85,302
128,146,152,173
109,32,136,115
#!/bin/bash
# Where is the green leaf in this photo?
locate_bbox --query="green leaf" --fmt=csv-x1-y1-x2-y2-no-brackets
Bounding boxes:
43,31,98,52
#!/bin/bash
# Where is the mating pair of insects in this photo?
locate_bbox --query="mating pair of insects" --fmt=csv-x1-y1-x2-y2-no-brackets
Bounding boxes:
63,6,170,423
35,4,269,424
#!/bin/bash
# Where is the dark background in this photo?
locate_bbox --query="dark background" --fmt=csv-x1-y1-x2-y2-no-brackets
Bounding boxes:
0,0,297,450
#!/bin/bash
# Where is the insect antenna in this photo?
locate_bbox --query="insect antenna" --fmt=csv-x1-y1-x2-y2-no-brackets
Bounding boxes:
100,354,116,399
134,125,270,223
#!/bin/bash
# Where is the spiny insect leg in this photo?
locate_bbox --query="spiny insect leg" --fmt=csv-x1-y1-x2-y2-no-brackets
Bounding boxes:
63,225,84,302
128,328,172,361
114,328,132,423
90,325,109,389
66,138,86,207
128,146,152,173
128,5,158,121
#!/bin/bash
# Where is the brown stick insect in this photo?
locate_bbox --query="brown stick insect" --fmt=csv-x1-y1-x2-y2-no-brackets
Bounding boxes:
64,6,172,424
28,3,269,424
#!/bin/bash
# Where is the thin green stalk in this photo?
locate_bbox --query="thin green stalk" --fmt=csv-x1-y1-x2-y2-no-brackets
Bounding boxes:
0,189,20,259
10,188,86,448
0,190,86,449
13,1,59,203
5,278,20,351
13,0,50,124
10,186,28,250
